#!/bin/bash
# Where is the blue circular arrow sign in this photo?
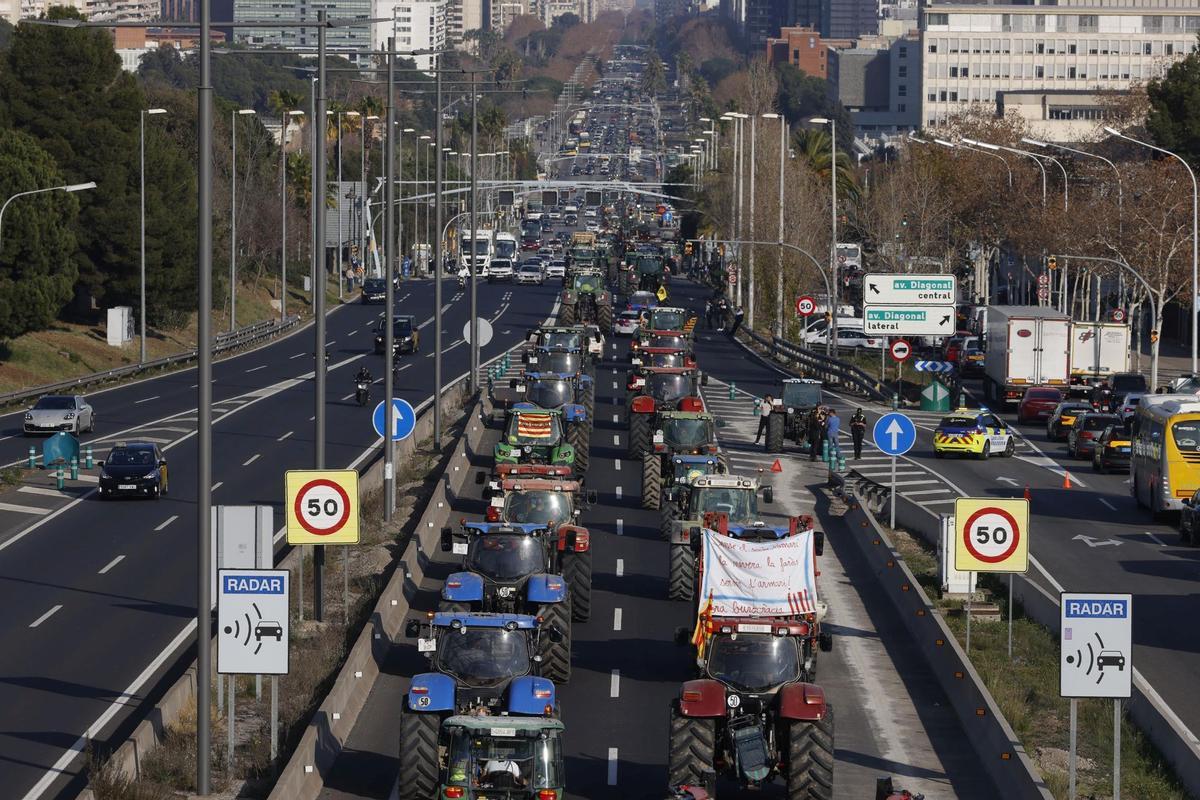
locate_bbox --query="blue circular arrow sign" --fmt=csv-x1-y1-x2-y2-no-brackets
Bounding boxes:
872,412,916,456
372,398,416,442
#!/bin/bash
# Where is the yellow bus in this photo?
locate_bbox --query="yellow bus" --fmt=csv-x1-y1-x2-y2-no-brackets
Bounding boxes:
1131,395,1200,514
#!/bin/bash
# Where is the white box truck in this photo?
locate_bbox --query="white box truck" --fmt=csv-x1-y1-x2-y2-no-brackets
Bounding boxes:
984,306,1071,408
1068,321,1131,396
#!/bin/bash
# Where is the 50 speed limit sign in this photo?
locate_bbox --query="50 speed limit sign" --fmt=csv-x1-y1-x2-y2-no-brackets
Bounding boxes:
286,469,361,545
954,497,1029,572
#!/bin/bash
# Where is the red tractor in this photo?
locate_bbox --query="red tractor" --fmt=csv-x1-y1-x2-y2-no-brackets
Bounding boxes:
630,345,696,370
667,512,834,798
626,366,708,458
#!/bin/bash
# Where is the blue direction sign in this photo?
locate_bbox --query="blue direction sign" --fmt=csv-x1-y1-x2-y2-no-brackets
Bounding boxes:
914,360,956,374
873,412,916,456
372,398,416,441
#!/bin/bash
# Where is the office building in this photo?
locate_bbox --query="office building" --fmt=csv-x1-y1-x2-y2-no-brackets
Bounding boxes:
921,0,1200,136
374,0,448,69
829,33,920,135
235,0,373,61
766,25,828,78
824,0,877,40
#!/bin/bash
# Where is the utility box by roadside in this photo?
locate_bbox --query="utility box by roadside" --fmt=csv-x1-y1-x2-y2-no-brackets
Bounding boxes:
939,514,976,596
106,306,133,346
920,379,952,412
210,505,275,608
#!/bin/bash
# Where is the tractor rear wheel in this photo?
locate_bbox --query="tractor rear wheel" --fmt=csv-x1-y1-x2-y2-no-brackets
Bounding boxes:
628,413,651,459
537,595,572,683
567,423,590,475
766,413,785,453
668,543,696,601
642,453,662,510
598,303,613,331
397,710,441,800
562,550,592,622
786,708,835,800
660,504,682,540
667,706,716,789
559,303,576,325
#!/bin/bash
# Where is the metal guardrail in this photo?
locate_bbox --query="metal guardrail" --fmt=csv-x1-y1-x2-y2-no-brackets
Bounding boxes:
740,328,897,402
0,315,302,408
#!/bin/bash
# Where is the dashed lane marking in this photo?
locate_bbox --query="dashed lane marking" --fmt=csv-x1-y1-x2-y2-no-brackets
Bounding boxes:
613,608,622,631
616,519,623,535
245,365,267,373
615,486,622,499
135,396,160,405
607,748,618,786
1099,498,1116,511
243,454,261,467
610,670,620,698
155,515,178,531
29,604,62,628
212,481,224,491
98,555,125,574
612,414,619,423
278,431,293,441
612,435,620,446
614,460,621,472
615,558,624,577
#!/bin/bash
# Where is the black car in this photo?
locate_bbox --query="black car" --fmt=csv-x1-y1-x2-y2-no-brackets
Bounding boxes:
1180,488,1200,545
374,314,419,355
98,442,168,499
1092,424,1131,473
361,278,387,304
1067,412,1121,459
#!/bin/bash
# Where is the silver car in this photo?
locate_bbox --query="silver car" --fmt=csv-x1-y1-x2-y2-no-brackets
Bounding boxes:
24,394,95,435
516,263,544,285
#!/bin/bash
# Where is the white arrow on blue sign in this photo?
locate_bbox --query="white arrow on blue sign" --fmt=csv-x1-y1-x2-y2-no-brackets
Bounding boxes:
372,398,417,441
872,412,917,456
914,360,956,374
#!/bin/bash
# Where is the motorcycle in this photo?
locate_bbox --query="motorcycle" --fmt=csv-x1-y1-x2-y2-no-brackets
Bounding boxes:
355,381,370,407
457,274,467,289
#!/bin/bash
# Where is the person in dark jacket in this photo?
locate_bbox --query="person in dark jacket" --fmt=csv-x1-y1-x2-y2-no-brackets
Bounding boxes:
807,408,826,461
727,306,745,337
850,409,867,459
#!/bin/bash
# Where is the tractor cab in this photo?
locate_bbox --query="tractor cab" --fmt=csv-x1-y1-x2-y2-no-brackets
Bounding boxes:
439,715,566,800
631,346,695,369
495,408,580,475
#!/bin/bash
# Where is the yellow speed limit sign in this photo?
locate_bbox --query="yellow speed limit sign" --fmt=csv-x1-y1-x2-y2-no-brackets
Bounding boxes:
286,469,360,545
954,497,1029,573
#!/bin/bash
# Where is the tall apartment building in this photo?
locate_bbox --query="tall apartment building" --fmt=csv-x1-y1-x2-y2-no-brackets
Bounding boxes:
824,0,877,40
829,33,920,135
161,0,196,20
491,0,528,32
234,0,373,61
373,0,448,69
921,0,1200,137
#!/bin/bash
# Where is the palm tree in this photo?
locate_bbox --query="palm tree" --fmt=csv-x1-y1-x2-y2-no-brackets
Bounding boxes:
793,128,859,201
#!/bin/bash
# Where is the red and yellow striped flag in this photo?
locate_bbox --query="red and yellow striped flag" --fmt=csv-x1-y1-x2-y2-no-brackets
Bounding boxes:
516,413,553,438
692,591,714,658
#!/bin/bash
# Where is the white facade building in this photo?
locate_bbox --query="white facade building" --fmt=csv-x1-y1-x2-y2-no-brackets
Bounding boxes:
921,1,1200,135
373,0,448,70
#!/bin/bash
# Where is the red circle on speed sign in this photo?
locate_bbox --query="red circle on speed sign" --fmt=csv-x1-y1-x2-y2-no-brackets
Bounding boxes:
795,295,816,316
962,506,1021,564
890,338,912,362
1112,308,1127,323
293,479,352,535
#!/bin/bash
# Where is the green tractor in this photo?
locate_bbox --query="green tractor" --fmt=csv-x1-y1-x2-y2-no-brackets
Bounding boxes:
494,406,589,476
619,252,666,296
558,269,613,330
640,410,721,511
765,378,823,454
435,715,566,800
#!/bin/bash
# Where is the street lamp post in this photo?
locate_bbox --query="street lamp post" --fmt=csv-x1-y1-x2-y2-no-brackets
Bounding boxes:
763,113,785,338
809,117,837,356
141,108,167,362
747,114,757,329
334,109,361,299
362,113,379,273
384,37,396,520
230,108,255,334
0,181,96,249
280,110,304,321
1104,125,1197,374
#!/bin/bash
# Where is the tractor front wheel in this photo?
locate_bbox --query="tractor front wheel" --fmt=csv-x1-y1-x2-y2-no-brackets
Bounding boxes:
567,423,590,475
628,413,651,459
642,453,662,510
562,550,592,623
537,595,572,684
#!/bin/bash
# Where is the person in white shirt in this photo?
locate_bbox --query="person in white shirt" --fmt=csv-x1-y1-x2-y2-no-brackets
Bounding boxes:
754,394,774,444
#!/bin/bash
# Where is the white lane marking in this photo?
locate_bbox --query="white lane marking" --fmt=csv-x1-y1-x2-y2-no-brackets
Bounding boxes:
340,393,355,401
616,519,623,535
243,454,261,467
901,489,955,497
1145,530,1168,546
278,431,293,441
98,555,125,574
290,352,306,359
613,608,622,631
612,414,619,423
245,365,268,373
396,364,411,373
0,501,51,516
29,604,62,628
155,515,178,531
607,748,618,785
612,381,618,389
615,486,622,499
134,396,160,405
326,339,337,346
18,487,72,498
1099,498,1116,511
610,669,620,697
614,460,621,472
615,558,624,577
212,481,224,491
612,434,620,446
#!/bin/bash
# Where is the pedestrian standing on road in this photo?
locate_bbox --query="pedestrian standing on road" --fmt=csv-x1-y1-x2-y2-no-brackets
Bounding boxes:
826,409,841,460
807,409,825,461
850,408,867,459
728,306,745,337
754,394,774,444
716,298,729,332
703,298,713,329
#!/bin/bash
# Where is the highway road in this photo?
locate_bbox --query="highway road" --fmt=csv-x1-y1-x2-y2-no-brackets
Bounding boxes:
0,277,561,800
663,280,1200,773
313,277,1000,799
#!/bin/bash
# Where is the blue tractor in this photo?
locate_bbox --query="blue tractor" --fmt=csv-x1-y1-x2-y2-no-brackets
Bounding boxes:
398,612,564,800
439,521,585,683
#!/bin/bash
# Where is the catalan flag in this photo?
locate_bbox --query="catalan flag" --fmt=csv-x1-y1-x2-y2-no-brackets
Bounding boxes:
692,591,714,658
516,413,553,438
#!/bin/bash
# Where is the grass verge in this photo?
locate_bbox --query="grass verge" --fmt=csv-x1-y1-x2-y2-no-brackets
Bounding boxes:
887,525,1187,799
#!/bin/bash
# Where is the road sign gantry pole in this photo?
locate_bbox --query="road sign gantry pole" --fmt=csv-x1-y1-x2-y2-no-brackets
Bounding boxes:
312,10,328,622
384,35,396,521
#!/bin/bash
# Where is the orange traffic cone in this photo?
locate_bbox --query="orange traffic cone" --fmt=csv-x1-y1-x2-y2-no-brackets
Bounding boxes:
770,458,783,473
1062,471,1072,490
